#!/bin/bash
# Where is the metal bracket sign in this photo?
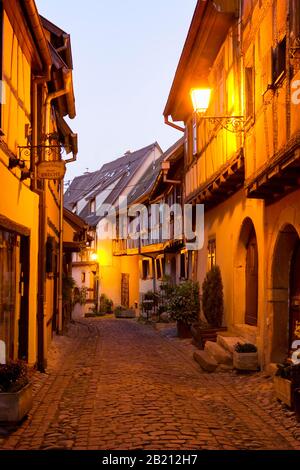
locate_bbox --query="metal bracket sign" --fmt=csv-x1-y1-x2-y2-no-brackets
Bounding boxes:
37,161,66,180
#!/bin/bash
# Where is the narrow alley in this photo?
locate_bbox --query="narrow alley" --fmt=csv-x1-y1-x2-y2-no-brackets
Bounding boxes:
1,318,300,451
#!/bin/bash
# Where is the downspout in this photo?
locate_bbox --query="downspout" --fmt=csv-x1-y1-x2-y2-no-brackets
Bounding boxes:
164,115,185,133
43,70,72,335
32,79,47,372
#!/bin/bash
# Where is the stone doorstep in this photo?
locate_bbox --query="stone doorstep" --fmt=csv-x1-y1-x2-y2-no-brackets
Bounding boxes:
193,351,218,373
217,334,246,355
204,341,233,365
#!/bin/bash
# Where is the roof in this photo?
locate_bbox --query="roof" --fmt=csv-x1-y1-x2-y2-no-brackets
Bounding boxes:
64,142,162,226
127,137,185,205
163,0,236,121
63,207,88,229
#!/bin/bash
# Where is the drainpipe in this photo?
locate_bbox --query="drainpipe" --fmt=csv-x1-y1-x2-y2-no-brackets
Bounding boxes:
164,115,185,133
43,70,72,335
44,69,72,140
32,79,47,372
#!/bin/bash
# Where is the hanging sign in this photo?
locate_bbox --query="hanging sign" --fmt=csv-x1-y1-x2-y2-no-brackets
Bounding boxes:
37,161,66,180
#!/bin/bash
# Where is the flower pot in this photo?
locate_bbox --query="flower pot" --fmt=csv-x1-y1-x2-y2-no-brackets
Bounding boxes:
0,383,32,423
233,351,259,371
177,320,192,338
274,376,294,408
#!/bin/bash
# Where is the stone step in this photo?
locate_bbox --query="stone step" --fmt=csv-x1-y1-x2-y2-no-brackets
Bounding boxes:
217,335,245,355
193,350,218,372
204,341,233,365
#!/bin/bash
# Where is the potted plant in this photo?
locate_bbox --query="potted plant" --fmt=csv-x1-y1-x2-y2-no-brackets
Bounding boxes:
99,294,113,314
166,280,200,338
233,342,259,371
0,361,33,423
192,266,226,347
274,362,300,408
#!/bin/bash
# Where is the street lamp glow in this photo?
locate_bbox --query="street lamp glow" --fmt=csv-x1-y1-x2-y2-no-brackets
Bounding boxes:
190,88,211,113
90,252,98,262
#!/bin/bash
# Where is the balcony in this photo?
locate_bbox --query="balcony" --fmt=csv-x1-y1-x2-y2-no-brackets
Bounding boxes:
246,133,300,202
112,239,127,256
185,148,244,209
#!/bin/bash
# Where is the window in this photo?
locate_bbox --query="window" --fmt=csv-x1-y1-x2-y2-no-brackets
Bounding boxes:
207,238,216,271
245,67,254,118
272,37,286,84
0,229,17,360
215,55,225,115
180,252,187,279
155,257,165,280
291,0,300,42
72,203,77,214
81,272,86,283
192,114,197,156
142,259,152,280
90,198,96,213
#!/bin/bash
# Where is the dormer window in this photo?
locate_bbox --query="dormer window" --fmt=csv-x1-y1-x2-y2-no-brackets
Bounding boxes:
90,198,96,213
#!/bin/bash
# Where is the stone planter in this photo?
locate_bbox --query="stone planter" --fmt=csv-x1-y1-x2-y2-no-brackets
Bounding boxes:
233,351,259,371
273,376,294,408
0,383,33,423
177,320,192,338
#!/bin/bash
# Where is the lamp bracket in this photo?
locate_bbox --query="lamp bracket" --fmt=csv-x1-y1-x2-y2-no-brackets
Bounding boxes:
198,115,245,133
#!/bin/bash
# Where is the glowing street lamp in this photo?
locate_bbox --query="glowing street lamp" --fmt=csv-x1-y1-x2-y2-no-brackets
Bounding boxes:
190,88,212,114
90,252,98,262
190,87,244,133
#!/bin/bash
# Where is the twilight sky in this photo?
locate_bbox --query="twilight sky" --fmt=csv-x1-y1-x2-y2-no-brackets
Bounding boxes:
36,0,197,183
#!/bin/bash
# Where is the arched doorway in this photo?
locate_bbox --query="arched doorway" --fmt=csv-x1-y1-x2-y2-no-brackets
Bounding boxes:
245,227,258,326
235,218,258,326
290,241,300,345
271,225,299,363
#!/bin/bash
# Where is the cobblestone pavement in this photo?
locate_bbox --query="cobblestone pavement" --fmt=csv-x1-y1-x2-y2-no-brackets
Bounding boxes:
1,317,300,450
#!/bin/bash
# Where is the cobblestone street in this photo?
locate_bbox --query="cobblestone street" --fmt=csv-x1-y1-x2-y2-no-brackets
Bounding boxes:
1,317,300,451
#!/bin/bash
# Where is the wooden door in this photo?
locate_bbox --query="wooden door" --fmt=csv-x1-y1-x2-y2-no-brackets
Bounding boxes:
245,230,258,326
290,242,300,345
121,273,129,308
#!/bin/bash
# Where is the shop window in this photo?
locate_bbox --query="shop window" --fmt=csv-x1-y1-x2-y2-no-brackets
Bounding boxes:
208,238,216,271
0,229,17,360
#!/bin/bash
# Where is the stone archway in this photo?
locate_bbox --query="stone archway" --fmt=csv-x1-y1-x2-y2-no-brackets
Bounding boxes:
270,224,299,363
234,217,258,326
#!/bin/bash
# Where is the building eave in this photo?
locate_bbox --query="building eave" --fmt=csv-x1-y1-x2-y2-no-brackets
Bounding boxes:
163,0,236,122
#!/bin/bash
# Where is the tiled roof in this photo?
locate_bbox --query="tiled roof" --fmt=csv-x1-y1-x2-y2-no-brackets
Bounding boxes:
64,142,161,226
